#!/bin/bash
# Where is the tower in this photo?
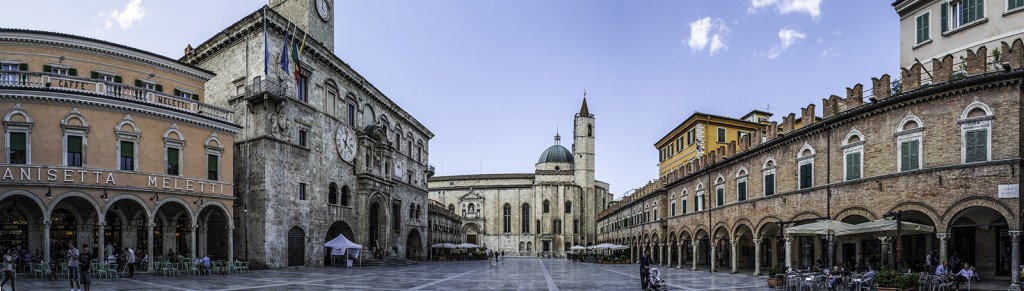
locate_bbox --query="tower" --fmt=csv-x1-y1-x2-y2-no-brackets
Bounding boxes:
270,0,336,52
573,98,595,189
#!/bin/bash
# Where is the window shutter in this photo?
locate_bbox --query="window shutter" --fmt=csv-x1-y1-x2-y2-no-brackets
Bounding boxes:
900,142,909,170
120,141,134,158
208,154,218,171
168,148,179,165
68,68,77,76
978,129,988,161
18,63,27,71
941,3,948,32
845,154,853,179
174,89,181,96
135,79,143,87
9,133,26,151
155,84,163,92
90,71,99,79
965,130,976,162
43,65,52,73
910,141,920,170
67,136,82,153
853,153,861,178
113,76,122,83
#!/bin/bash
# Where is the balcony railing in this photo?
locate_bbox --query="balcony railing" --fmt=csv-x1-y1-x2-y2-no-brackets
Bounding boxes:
244,78,292,103
0,71,234,123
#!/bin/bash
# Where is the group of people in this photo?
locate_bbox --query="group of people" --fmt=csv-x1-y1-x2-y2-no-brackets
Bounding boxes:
64,242,143,291
485,250,504,267
935,260,976,290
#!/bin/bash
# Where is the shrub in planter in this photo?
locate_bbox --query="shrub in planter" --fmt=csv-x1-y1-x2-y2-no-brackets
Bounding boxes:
875,269,919,291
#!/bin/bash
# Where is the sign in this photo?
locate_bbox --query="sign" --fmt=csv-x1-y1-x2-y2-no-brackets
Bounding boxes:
0,165,229,195
998,184,1019,198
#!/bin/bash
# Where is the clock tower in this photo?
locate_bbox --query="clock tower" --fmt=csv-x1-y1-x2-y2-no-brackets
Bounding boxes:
270,0,335,52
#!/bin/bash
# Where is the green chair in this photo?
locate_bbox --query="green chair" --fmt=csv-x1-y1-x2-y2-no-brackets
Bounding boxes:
183,261,200,275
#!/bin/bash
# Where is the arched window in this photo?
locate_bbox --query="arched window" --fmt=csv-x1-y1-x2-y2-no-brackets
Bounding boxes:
328,182,338,205
763,158,777,196
843,130,865,181
340,185,351,206
564,201,572,213
714,175,725,207
960,100,993,163
468,203,475,213
735,167,748,202
409,204,415,219
573,219,579,234
896,113,924,172
521,204,531,234
543,200,550,213
503,204,512,233
797,144,815,189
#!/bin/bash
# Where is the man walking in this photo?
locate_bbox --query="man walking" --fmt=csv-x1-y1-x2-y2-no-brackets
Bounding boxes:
124,247,136,278
640,249,653,290
66,242,81,291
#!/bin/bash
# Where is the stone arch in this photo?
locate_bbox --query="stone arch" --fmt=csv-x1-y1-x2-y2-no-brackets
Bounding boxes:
843,129,864,145
162,124,185,142
712,223,730,240
204,132,223,148
152,197,195,226
3,104,33,123
693,226,710,239
46,191,100,221
797,143,815,158
959,99,993,119
195,200,233,228
733,219,754,237
789,211,823,223
115,115,140,134
897,111,924,132
679,228,692,241
763,157,777,168
0,188,49,223
714,175,725,185
60,108,89,128
887,202,942,230
941,196,1018,230
100,193,153,220
834,206,878,222
736,166,748,177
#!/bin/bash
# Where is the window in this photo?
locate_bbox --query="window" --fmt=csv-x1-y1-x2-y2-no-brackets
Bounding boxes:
843,131,864,181
0,63,26,85
670,195,676,217
328,183,338,205
66,135,83,167
392,204,400,232
44,65,75,76
943,0,984,32
543,200,550,213
797,146,814,189
899,140,921,171
737,179,747,202
536,220,540,234
166,147,180,175
7,132,27,164
1012,0,1024,11
174,89,198,101
207,154,219,180
299,183,307,200
134,79,162,92
119,141,135,171
763,159,776,196
565,201,572,213
715,187,724,207
681,196,687,215
961,103,992,163
687,129,695,145
297,75,309,102
717,127,726,143
298,130,307,147
573,219,579,234
90,71,121,83
503,204,512,233
799,163,813,189
915,12,930,44
695,185,705,211
845,152,862,180
896,115,923,172
347,103,356,125
521,204,531,234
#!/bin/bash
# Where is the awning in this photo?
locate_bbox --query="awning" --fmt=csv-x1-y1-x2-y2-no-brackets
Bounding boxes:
456,243,479,249
835,219,935,236
609,244,629,250
784,220,857,235
324,234,363,257
569,245,587,251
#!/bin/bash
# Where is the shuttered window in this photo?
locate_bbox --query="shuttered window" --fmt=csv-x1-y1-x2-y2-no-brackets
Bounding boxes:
120,141,134,171
845,152,861,180
681,199,687,214
8,132,26,164
964,129,988,163
915,13,930,44
208,154,219,180
67,135,82,167
1012,0,1024,11
166,147,180,175
900,140,920,171
799,163,813,189
764,174,775,196
716,188,724,207
737,181,747,201
941,3,949,32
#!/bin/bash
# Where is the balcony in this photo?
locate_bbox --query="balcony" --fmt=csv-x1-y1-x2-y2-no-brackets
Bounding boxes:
0,71,233,123
243,78,291,104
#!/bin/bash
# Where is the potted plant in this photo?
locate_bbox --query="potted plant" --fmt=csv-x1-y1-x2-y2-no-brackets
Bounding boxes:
767,266,785,287
875,269,919,291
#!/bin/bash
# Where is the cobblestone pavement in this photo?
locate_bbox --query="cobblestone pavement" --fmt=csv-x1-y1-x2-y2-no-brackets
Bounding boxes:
13,257,1010,290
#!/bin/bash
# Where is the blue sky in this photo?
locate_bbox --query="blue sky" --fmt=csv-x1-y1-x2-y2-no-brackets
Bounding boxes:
3,0,900,198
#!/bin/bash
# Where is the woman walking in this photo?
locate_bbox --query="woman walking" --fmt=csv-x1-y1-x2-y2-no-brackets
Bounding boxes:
1,248,16,291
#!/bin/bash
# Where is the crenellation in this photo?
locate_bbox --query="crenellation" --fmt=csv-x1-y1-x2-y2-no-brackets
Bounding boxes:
800,104,815,126
727,141,736,157
782,113,795,133
1003,39,1024,69
931,54,954,83
901,63,922,91
965,46,987,75
845,84,863,108
871,74,891,100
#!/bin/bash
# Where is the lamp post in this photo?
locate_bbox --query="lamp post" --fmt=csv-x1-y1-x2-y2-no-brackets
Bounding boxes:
885,210,903,272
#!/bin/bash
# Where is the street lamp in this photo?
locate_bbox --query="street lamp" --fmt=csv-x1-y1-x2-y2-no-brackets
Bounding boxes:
884,210,904,272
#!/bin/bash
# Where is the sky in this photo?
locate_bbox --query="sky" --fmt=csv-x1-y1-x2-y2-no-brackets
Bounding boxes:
2,0,900,199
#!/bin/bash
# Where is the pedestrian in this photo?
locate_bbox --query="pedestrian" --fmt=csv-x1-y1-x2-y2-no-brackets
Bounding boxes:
124,247,136,278
1,249,16,291
501,251,505,262
79,244,93,291
66,242,81,291
640,249,653,290
926,249,935,272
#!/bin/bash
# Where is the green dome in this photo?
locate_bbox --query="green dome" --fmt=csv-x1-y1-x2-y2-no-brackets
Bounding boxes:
538,144,574,164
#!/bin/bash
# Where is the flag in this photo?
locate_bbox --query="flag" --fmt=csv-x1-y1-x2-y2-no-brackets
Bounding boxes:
292,34,302,84
279,24,292,72
263,8,268,76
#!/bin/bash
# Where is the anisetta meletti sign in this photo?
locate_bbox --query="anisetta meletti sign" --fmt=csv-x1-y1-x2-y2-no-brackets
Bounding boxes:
0,165,230,195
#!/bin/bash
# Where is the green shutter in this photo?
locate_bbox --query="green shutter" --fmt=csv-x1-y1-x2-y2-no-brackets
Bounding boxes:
965,130,976,162
167,148,179,165
17,63,27,71
113,76,122,83
977,129,987,161
853,153,861,179
910,140,920,170
208,154,218,171
135,79,143,87
846,154,854,180
900,142,909,171
43,65,52,73
67,136,82,153
68,68,77,76
90,71,99,79
120,141,134,158
174,89,181,96
155,84,163,92
9,133,25,151
941,3,948,32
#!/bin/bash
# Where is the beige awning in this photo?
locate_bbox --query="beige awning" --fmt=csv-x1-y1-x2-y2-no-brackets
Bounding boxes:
835,219,935,236
784,220,857,235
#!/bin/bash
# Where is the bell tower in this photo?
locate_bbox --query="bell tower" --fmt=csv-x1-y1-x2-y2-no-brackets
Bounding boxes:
573,97,595,189
270,0,335,52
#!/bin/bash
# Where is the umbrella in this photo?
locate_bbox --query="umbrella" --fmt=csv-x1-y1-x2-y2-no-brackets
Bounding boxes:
784,220,857,235
569,245,587,251
609,244,629,250
590,243,616,250
835,219,935,236
456,243,479,249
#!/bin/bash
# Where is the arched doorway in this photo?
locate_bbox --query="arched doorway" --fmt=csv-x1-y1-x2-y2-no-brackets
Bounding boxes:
368,202,383,248
197,204,230,261
949,206,1010,277
406,229,422,260
324,221,355,265
287,226,305,267
464,223,479,245
0,194,41,252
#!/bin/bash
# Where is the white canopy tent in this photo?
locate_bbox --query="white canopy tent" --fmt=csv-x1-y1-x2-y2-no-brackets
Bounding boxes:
456,243,479,249
324,234,363,267
569,245,587,251
835,219,935,236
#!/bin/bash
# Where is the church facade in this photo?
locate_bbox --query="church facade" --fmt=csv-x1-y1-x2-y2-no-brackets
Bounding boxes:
428,100,612,256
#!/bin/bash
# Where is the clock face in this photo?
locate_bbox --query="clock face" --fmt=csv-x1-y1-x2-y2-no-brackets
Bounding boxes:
315,0,331,21
335,126,356,163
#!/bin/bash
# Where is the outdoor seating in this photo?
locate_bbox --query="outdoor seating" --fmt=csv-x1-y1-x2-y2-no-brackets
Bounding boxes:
30,263,44,279
230,260,249,274
184,261,201,275
103,263,118,278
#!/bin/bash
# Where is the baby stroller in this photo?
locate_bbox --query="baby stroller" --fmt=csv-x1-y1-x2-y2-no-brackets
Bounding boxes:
646,267,668,291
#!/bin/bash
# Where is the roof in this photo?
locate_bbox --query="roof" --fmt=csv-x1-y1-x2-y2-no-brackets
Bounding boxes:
429,173,535,182
654,111,765,147
740,109,774,120
579,98,590,116
538,144,574,164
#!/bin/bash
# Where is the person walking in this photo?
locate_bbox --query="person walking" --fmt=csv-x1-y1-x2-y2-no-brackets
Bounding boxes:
640,249,653,290
78,244,93,291
124,247,135,278
66,243,81,291
1,249,16,291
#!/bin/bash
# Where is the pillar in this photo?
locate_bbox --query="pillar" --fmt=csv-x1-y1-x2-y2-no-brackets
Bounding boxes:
784,236,792,269
190,225,197,260
827,235,836,268
771,239,779,268
677,242,684,268
856,239,863,266
667,243,673,267
228,226,235,262
691,242,699,270
97,221,105,259
730,240,739,274
1010,230,1021,290
43,221,50,264
936,232,949,263
662,244,667,266
147,223,155,272
753,238,762,276
710,242,717,272
879,236,891,269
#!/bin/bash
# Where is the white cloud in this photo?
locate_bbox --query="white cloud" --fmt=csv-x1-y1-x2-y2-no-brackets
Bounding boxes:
762,27,806,59
747,0,822,21
685,17,729,56
104,0,146,30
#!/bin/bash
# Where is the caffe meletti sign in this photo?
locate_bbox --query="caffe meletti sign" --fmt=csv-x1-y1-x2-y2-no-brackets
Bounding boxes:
0,166,229,195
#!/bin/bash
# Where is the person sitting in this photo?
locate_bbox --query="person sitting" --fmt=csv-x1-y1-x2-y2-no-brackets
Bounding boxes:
850,265,877,291
828,266,843,290
954,262,975,290
201,254,211,270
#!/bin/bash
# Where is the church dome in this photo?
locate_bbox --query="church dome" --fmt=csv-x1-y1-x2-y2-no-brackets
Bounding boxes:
538,144,574,164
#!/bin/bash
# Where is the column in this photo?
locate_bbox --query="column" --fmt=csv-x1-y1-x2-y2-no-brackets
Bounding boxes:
662,244,667,266
190,225,197,260
677,242,684,268
879,236,891,269
147,223,155,272
936,232,949,263
630,242,635,262
691,242,699,270
667,243,673,267
753,238,762,276
1010,230,1021,290
827,235,836,268
228,226,235,262
97,221,105,258
771,239,779,268
784,236,792,269
43,222,51,264
730,240,739,274
856,239,863,266
710,242,717,272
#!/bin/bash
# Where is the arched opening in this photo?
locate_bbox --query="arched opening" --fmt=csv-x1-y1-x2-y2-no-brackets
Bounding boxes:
734,224,754,269
340,186,350,206
287,226,305,267
51,195,98,256
464,223,479,245
154,201,192,258
197,205,230,261
324,221,355,266
406,229,422,260
839,214,872,267
949,206,1010,277
328,183,338,205
103,197,148,261
368,202,382,248
0,193,44,255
